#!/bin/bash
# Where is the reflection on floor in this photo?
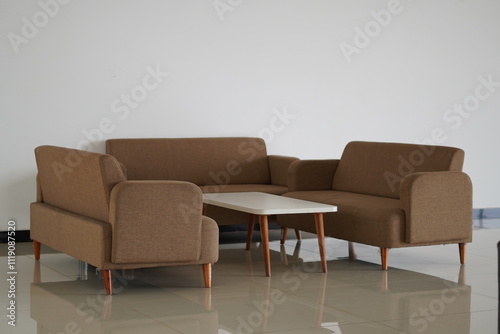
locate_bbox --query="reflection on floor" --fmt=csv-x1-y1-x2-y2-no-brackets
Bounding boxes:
1,225,498,334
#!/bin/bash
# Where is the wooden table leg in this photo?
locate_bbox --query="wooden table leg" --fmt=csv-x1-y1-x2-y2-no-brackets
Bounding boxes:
258,215,271,277
314,213,327,273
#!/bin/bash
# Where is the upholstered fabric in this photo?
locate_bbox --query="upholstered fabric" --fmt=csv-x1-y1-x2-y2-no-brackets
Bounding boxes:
109,181,203,264
279,191,405,248
34,146,126,222
106,137,271,185
287,159,340,192
400,171,473,244
268,155,300,187
331,141,465,199
30,202,112,267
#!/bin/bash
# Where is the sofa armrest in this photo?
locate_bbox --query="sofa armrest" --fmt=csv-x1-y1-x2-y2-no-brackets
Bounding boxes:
268,155,299,187
287,159,340,191
400,171,473,244
109,180,205,264
117,162,128,179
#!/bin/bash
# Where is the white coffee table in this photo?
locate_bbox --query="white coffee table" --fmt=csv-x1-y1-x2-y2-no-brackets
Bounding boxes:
202,192,337,276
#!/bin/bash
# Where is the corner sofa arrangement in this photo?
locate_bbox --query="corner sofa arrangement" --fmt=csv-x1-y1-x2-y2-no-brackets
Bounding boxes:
30,138,473,294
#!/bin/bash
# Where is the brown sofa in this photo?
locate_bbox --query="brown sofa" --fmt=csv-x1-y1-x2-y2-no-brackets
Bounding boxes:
105,137,298,227
277,141,473,270
30,146,219,294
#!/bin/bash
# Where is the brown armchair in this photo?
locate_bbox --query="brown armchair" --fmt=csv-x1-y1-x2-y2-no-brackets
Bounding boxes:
30,146,219,294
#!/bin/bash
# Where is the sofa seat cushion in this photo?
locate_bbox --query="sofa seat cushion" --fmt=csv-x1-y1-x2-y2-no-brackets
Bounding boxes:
279,191,408,248
199,184,288,195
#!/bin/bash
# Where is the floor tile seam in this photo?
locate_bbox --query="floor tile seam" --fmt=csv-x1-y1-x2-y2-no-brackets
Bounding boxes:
402,309,487,325
370,320,413,334
114,303,184,333
32,260,81,281
375,308,496,324
459,270,499,279
468,309,499,314
463,253,499,260
466,243,500,249
469,291,498,300
262,289,377,325
224,278,376,323
252,319,411,334
1,305,31,313
249,324,325,334
368,265,466,278
249,319,380,334
319,293,488,321
266,279,427,291
469,290,499,301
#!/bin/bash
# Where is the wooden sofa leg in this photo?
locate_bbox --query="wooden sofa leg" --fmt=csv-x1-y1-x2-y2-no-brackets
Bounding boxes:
348,242,357,261
103,270,113,295
280,227,288,244
33,240,41,260
294,229,301,240
459,243,466,265
203,263,212,288
380,248,388,270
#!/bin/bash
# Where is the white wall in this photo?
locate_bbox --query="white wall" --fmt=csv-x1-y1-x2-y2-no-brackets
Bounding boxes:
1,0,499,231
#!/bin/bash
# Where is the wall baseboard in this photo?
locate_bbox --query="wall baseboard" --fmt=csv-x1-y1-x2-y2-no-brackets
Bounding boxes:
0,223,283,243
474,208,500,220
1,230,31,243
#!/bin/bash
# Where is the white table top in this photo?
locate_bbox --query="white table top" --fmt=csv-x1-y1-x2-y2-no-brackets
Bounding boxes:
202,192,337,215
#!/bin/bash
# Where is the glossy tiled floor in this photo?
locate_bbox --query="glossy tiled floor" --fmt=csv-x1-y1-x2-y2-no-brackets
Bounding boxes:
1,222,499,334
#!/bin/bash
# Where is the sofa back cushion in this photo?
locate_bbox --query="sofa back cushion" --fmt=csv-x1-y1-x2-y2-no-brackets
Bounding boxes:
34,146,126,222
105,137,271,186
332,141,465,199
